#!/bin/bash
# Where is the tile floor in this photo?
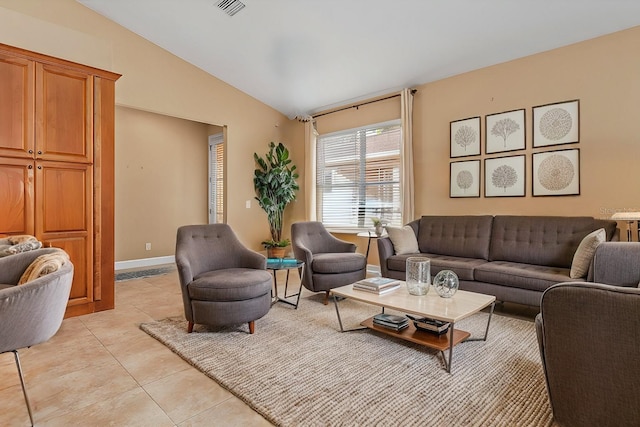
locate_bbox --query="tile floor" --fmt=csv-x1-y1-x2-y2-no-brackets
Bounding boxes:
0,266,538,426
0,267,274,426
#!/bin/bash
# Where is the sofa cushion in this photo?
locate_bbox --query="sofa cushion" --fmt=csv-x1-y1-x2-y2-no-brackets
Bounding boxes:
385,253,488,281
312,252,366,274
385,225,419,255
570,228,606,279
489,216,618,268
474,261,582,293
417,216,493,260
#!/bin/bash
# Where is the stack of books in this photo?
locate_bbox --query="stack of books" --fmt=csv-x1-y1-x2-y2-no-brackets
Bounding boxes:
406,315,450,335
372,313,409,331
353,277,401,294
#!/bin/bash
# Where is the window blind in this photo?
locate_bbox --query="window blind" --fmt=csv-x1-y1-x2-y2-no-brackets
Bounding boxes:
316,120,402,229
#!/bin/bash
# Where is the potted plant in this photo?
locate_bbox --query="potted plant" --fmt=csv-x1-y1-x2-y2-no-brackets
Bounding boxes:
254,142,299,258
371,217,387,236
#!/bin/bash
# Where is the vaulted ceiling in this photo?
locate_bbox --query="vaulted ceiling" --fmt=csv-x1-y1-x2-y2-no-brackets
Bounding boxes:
78,0,640,119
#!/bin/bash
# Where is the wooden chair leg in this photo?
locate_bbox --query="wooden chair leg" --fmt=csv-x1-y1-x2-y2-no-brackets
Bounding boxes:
324,291,330,305
248,321,255,334
187,321,194,333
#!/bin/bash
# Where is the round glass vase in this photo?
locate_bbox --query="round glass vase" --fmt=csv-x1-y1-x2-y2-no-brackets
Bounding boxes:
433,270,459,298
405,257,431,296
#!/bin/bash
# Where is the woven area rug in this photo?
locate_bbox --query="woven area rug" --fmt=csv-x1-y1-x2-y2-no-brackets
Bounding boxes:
140,295,554,426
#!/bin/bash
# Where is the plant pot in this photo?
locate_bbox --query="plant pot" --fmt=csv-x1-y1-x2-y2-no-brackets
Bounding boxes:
267,247,287,259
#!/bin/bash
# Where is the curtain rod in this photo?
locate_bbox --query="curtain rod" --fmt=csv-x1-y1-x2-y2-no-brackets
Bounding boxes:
311,89,417,119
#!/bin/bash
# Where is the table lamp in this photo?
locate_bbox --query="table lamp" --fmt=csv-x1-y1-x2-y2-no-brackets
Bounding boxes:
611,212,640,241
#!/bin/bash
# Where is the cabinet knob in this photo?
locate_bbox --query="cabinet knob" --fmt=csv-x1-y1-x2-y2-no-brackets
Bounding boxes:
28,149,33,154
37,165,42,170
28,164,33,169
37,151,42,155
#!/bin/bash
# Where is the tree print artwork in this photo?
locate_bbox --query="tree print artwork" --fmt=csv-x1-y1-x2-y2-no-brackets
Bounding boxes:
454,125,477,151
491,165,518,192
537,154,575,191
456,170,473,192
539,108,573,141
491,118,520,147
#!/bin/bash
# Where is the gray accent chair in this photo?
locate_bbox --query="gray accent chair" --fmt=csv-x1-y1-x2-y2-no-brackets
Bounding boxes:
0,248,74,426
175,224,272,334
536,280,640,426
291,221,367,304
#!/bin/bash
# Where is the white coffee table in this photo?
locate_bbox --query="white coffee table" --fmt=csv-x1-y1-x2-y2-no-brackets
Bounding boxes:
330,283,496,373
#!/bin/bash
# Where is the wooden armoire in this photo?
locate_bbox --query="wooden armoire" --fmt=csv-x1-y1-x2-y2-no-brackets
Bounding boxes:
0,43,121,317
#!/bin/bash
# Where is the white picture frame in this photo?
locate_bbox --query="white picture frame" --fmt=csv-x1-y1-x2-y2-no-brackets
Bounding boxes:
533,148,580,196
485,155,526,197
533,99,579,147
450,116,481,158
485,109,526,154
450,160,480,198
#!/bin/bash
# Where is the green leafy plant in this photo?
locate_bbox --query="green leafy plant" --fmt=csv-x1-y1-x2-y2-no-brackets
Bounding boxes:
254,142,299,248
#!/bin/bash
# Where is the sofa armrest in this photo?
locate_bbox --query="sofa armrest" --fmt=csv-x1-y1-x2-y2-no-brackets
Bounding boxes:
592,242,640,287
377,236,395,278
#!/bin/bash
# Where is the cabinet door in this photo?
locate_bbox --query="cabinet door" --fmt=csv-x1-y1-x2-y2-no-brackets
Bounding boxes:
0,158,34,235
36,161,93,306
0,54,34,158
35,63,93,163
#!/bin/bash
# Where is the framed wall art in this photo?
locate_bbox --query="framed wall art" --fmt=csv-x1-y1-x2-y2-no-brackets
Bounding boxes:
450,116,481,158
533,99,579,147
485,108,525,154
450,160,480,198
484,155,525,197
533,148,580,196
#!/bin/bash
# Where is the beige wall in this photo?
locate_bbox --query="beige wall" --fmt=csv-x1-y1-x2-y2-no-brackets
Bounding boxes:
115,107,219,261
414,26,640,222
0,0,304,259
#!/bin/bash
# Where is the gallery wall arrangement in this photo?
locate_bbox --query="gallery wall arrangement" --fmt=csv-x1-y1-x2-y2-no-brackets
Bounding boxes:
449,99,580,198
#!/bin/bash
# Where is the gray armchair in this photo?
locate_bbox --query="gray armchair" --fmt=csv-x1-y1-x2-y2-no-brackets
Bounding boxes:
291,221,367,304
536,282,640,426
0,248,74,426
175,224,272,334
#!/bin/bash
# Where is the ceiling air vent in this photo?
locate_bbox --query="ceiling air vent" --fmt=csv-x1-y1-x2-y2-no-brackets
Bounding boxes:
216,0,246,17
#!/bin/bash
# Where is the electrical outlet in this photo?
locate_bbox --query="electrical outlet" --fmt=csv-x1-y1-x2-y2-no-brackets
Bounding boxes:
245,200,251,208
145,242,151,251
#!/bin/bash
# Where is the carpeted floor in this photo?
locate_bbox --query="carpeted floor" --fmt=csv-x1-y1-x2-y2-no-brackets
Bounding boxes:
141,293,554,426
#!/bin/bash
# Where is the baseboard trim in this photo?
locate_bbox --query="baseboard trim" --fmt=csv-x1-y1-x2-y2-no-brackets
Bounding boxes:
115,255,175,271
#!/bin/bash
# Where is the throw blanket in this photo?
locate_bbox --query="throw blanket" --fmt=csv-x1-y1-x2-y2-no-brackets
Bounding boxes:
18,249,70,285
0,235,42,258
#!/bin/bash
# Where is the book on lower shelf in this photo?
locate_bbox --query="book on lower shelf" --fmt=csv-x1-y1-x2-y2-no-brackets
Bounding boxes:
372,313,409,331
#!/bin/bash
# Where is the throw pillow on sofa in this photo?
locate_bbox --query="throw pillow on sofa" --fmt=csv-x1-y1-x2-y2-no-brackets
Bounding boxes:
385,225,419,255
570,228,606,279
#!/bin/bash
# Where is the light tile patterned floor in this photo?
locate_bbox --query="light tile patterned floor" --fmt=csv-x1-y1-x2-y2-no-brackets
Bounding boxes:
0,267,273,426
0,266,537,426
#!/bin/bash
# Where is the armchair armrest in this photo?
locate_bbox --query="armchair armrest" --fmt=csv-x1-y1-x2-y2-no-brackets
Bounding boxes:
591,242,640,287
292,240,314,290
377,237,395,278
236,247,267,270
325,233,357,253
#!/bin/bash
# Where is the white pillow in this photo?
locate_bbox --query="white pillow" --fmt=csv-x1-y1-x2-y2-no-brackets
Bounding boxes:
385,225,419,255
570,228,606,279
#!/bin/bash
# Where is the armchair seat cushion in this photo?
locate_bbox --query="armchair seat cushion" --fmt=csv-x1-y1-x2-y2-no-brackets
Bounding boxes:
312,253,367,274
190,268,272,301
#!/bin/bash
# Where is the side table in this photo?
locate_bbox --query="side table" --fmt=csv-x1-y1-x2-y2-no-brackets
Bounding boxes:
356,230,386,259
266,258,304,309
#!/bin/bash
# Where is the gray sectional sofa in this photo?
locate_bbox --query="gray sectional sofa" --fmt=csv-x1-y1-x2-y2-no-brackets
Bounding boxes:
378,215,620,306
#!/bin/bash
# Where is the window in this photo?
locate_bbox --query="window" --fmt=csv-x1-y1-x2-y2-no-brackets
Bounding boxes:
316,120,401,229
208,133,224,224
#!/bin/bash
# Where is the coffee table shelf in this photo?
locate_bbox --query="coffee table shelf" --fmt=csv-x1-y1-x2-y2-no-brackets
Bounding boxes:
361,317,470,351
